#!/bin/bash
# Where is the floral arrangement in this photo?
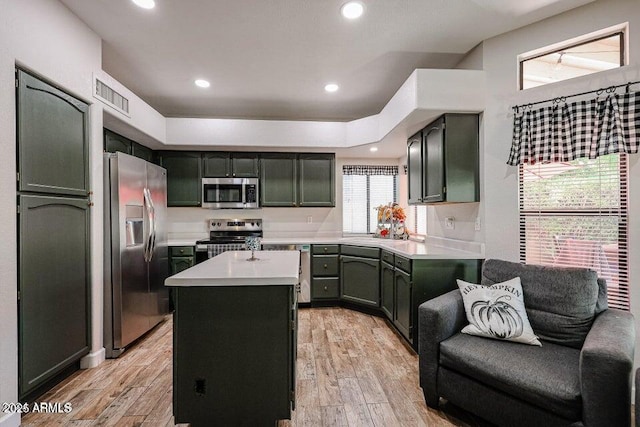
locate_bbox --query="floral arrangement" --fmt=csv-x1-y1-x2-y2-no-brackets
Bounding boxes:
374,203,409,239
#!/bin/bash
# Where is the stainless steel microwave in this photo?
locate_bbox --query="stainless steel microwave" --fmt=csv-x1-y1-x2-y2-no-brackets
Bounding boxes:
201,178,259,209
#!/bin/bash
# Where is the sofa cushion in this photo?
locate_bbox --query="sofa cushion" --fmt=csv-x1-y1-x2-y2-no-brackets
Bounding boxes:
440,333,582,420
457,277,541,346
482,259,599,348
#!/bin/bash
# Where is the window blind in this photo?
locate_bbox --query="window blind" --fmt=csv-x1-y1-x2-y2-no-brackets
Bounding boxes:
519,153,629,310
343,172,397,234
407,205,427,236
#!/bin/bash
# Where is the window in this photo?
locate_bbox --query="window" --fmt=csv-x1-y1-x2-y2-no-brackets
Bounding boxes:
342,166,397,234
519,154,629,310
406,205,427,236
520,29,624,90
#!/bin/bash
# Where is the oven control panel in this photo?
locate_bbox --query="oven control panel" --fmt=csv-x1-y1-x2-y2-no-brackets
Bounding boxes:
208,218,262,231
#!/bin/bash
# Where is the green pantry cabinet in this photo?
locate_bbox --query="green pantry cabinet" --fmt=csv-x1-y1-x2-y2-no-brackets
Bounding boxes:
17,69,91,399
408,113,479,204
311,244,480,349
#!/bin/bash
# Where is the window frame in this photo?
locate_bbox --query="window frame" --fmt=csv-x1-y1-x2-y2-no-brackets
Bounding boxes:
518,25,626,90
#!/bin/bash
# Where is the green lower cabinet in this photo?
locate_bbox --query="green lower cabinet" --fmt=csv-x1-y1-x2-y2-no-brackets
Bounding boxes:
311,277,340,300
171,257,194,275
169,246,195,275
172,285,296,425
380,261,395,319
340,255,380,307
394,269,412,341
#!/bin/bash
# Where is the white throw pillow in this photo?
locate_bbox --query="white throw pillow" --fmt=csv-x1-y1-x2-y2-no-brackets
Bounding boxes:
457,277,541,346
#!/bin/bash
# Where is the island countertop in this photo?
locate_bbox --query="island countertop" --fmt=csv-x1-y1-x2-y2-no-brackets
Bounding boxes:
165,250,300,287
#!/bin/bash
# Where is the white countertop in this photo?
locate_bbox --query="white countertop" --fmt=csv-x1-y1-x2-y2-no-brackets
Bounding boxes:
165,250,300,287
168,235,484,260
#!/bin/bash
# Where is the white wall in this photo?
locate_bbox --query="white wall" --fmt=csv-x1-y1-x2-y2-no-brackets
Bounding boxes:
479,0,640,367
0,1,104,424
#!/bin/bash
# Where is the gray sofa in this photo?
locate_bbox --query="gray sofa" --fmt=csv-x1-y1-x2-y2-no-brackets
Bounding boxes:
418,259,635,427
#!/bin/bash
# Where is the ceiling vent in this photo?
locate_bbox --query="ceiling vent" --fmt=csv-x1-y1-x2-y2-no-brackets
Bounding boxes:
94,77,130,117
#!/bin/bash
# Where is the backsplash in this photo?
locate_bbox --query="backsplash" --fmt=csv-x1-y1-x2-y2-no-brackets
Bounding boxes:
167,206,343,239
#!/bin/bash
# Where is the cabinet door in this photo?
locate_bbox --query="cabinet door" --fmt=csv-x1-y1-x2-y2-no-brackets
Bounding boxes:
260,154,297,207
423,119,445,203
203,152,231,177
231,154,259,178
407,131,423,204
394,269,412,342
132,142,154,163
340,256,380,307
160,152,202,207
381,262,395,319
104,129,131,155
19,195,90,398
171,257,195,275
298,154,335,207
17,70,89,197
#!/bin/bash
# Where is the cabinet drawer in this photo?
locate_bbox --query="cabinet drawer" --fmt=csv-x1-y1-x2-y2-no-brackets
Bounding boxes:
381,250,395,265
341,245,379,259
311,278,340,299
312,244,339,255
170,246,194,257
312,255,339,276
394,255,411,274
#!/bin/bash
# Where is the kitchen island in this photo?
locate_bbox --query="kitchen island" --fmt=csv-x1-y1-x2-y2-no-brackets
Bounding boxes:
166,250,299,427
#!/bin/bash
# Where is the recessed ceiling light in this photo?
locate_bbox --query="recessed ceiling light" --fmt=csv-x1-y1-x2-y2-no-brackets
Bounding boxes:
195,79,210,88
341,1,364,19
370,147,378,152
324,83,339,93
132,0,155,9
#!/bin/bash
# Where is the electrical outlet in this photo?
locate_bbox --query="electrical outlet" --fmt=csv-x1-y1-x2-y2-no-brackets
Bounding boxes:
445,217,455,230
475,217,481,231
307,216,313,224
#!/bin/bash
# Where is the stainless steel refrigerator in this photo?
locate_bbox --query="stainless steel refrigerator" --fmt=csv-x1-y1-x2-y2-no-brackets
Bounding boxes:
104,152,169,358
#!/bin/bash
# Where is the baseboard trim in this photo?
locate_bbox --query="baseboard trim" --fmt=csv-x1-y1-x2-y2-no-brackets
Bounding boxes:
80,347,105,369
0,411,20,427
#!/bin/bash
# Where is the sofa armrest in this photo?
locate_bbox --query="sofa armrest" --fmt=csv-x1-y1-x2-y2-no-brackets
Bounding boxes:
580,308,635,427
418,289,466,407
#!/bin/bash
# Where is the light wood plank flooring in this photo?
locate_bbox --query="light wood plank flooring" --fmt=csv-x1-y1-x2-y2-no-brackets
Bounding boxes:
22,307,482,426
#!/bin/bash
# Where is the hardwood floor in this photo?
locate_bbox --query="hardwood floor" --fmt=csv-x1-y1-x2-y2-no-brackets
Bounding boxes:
21,307,482,426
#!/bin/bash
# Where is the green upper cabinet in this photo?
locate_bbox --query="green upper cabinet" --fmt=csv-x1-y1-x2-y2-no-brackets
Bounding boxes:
131,142,154,163
159,152,202,207
104,129,131,155
104,128,154,163
232,153,259,177
203,152,259,178
260,154,297,207
298,154,335,207
17,70,89,197
260,153,335,207
408,113,479,204
407,130,423,204
203,152,230,177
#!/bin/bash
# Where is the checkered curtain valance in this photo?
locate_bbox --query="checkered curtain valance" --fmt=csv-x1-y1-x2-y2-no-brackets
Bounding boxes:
507,91,640,166
342,165,399,175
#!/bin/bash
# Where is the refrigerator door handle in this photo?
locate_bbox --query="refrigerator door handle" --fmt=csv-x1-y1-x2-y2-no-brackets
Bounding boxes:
143,188,154,262
148,189,157,260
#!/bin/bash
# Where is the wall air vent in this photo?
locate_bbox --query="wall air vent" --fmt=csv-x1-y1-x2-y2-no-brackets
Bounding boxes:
94,77,130,117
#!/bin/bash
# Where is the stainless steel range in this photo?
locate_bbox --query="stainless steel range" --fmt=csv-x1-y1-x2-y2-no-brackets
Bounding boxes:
195,218,263,263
